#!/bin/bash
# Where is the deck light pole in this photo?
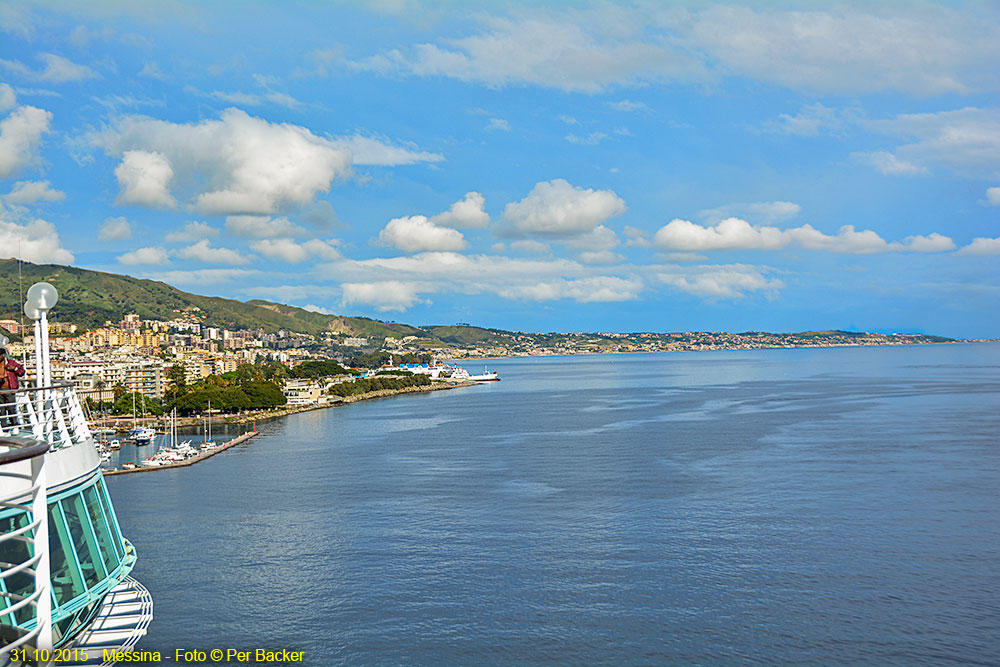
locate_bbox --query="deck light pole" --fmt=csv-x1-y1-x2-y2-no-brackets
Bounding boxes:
25,282,58,388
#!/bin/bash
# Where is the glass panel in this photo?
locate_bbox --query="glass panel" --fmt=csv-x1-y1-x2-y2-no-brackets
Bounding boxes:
49,502,87,607
82,485,118,576
62,494,106,588
95,479,124,561
0,511,35,625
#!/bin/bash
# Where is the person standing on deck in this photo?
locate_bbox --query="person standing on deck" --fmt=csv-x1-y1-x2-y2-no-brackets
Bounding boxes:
0,347,25,429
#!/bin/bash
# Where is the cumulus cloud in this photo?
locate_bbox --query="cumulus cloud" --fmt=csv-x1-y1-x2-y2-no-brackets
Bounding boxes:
988,187,1000,206
114,150,177,207
429,191,490,229
98,216,132,241
250,238,341,263
502,179,626,236
578,250,625,265
0,216,73,264
656,264,784,299
164,221,219,243
3,180,64,204
91,108,354,215
176,239,250,265
342,280,424,312
117,246,169,266
955,237,1000,255
623,225,651,248
852,150,929,176
225,215,306,239
377,215,467,252
0,53,98,83
0,83,15,111
0,105,52,178
653,217,955,254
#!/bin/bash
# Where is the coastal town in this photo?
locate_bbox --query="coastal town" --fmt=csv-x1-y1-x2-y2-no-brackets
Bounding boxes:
0,306,967,416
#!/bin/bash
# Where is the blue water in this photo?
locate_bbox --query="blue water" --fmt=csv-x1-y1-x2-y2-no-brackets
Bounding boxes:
105,344,1000,665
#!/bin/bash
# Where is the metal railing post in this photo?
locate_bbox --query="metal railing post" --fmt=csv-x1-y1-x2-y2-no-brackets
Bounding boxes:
29,452,52,657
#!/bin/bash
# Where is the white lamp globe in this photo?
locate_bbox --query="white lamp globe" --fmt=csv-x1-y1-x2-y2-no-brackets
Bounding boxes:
26,282,58,312
0,335,8,347
23,302,40,321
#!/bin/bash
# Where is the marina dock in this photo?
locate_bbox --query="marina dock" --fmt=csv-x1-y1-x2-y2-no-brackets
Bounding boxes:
103,431,258,476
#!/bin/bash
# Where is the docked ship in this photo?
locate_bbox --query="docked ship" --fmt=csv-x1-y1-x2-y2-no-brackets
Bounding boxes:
1,283,152,665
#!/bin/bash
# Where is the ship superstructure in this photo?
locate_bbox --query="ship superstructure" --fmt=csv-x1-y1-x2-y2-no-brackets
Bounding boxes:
0,283,151,666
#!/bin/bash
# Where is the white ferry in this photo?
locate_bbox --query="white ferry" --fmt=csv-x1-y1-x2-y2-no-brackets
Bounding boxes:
1,282,152,664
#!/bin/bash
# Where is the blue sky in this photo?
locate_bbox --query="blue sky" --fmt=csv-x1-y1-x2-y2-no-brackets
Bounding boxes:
0,1,998,338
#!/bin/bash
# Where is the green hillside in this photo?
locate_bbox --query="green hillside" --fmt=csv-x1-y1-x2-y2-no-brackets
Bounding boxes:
0,259,337,335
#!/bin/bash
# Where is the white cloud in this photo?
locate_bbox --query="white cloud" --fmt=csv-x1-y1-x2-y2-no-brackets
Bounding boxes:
329,133,444,166
225,215,305,238
566,132,608,146
0,83,15,111
852,150,929,176
348,5,1000,96
176,239,250,265
863,108,1000,178
148,268,258,287
322,251,642,311
342,281,424,312
377,215,467,252
657,264,784,299
349,11,704,93
509,240,550,253
0,105,52,178
164,221,220,243
98,216,131,241
623,225,651,248
92,108,354,215
677,5,1000,96
653,217,955,255
760,103,857,136
302,304,335,315
486,117,510,132
499,276,641,302
117,246,169,266
138,62,164,79
610,99,649,112
0,53,98,83
564,225,618,251
700,201,802,224
3,180,64,204
114,150,177,207
578,250,624,265
429,192,490,229
893,233,955,253
250,238,341,263
955,237,1000,256
0,216,73,264
502,179,626,236
988,187,1000,206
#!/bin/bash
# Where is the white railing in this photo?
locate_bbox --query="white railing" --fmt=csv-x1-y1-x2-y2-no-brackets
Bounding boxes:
0,384,92,453
0,437,52,659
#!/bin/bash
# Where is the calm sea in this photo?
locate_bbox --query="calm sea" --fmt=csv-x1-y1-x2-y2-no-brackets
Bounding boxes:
106,344,1000,665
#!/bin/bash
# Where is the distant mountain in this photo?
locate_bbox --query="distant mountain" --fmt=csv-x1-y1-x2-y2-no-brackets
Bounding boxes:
0,259,427,337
